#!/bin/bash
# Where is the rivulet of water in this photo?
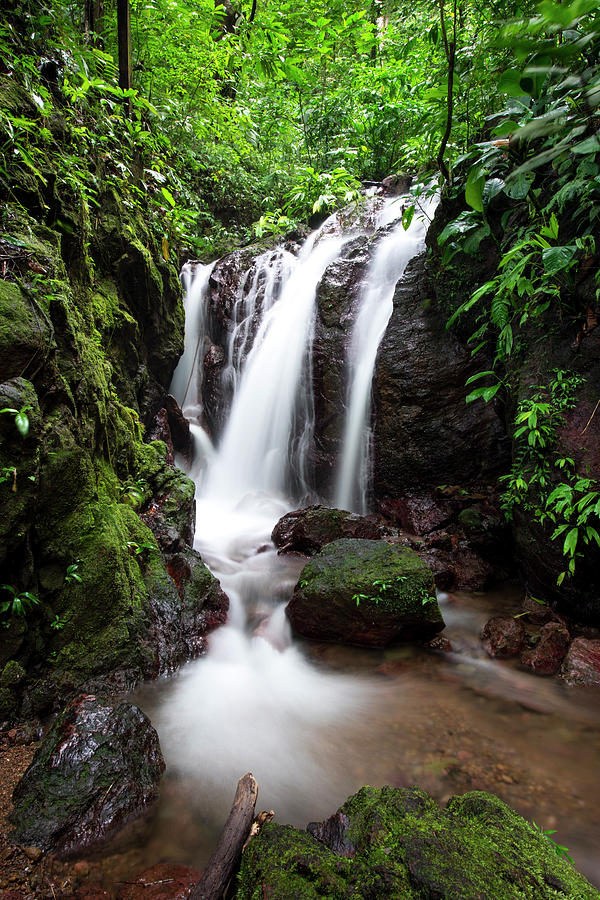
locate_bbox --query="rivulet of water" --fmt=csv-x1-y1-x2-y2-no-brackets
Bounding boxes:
335,193,438,513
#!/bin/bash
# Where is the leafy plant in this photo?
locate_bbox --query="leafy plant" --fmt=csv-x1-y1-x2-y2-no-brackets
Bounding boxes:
50,614,67,631
65,562,82,584
119,478,145,508
0,405,32,437
500,371,598,583
0,584,40,624
532,822,574,865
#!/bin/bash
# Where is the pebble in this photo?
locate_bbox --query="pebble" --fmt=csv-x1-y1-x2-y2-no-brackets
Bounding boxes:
24,846,43,861
73,860,90,876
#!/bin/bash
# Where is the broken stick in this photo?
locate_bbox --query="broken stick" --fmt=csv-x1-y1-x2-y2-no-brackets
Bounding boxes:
190,772,259,900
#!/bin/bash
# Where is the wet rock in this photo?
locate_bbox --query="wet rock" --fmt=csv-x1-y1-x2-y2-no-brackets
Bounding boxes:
65,890,110,900
382,174,412,196
10,695,165,856
382,493,455,535
238,786,599,899
520,593,556,625
560,637,600,686
312,236,370,492
272,505,383,555
146,407,175,464
481,616,525,658
286,539,444,647
163,394,192,458
426,635,453,653
452,546,495,591
373,254,509,500
520,622,570,675
115,863,203,900
137,442,196,552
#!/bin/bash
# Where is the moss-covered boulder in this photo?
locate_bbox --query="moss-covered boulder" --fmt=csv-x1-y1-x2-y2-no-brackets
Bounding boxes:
272,505,384,556
10,694,165,857
286,539,443,647
238,786,600,899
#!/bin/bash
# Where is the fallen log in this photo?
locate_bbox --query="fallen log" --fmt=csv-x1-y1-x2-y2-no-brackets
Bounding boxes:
190,772,259,900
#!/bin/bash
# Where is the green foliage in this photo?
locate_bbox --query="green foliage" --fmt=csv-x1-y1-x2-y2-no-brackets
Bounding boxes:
0,405,31,437
501,371,598,583
532,822,574,865
0,584,39,624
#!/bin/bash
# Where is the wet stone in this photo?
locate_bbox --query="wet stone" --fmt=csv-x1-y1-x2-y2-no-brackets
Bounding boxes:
481,616,526,659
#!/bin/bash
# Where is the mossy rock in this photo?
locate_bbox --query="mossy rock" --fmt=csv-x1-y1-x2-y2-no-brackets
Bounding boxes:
286,539,443,647
271,505,383,556
237,786,600,899
10,694,165,856
0,281,54,382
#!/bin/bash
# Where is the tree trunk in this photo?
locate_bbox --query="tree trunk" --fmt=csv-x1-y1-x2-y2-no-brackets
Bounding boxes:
117,0,132,93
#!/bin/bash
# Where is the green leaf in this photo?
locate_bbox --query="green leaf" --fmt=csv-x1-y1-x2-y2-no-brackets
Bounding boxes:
465,166,485,213
542,245,575,275
498,69,528,96
563,527,579,556
466,384,501,403
572,135,600,155
14,411,29,437
161,187,176,208
504,171,535,200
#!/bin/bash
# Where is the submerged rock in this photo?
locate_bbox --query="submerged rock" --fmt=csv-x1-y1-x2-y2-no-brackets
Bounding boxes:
116,863,203,900
10,695,164,856
286,538,443,647
272,505,383,555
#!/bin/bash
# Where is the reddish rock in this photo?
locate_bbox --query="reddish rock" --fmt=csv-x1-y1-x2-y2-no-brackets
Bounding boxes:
520,622,570,675
379,494,455,535
116,864,203,900
452,547,494,591
147,408,175,464
520,594,556,625
560,638,600,686
426,635,453,653
481,616,526,658
272,505,383,555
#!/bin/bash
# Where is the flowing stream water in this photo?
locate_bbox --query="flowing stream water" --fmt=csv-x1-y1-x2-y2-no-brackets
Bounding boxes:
107,200,600,890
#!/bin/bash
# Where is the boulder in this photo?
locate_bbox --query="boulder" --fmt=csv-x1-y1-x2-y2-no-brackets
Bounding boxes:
481,616,525,659
286,539,443,647
560,638,600,686
521,622,570,675
272,505,383,555
10,695,165,856
373,254,509,499
238,786,599,899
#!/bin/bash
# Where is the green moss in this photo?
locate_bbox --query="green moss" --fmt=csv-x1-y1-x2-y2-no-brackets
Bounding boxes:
238,787,600,899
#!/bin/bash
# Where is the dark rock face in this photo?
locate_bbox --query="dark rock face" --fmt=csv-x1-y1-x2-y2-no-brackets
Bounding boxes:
272,505,383,555
312,236,370,493
10,695,165,856
373,253,509,499
481,616,526,658
521,621,570,675
286,538,443,647
560,638,600,686
238,786,599,899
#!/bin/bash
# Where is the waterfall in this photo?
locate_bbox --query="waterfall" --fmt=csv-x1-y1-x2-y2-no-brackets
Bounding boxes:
334,194,437,514
170,261,214,421
205,229,345,503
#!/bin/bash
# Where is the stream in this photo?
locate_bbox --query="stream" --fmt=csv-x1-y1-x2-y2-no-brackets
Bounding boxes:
100,196,600,889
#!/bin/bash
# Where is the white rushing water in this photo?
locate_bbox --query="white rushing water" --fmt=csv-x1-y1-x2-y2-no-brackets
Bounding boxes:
160,215,378,822
335,192,438,513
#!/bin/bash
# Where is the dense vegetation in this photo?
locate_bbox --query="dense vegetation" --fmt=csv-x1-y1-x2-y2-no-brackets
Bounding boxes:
1,0,600,659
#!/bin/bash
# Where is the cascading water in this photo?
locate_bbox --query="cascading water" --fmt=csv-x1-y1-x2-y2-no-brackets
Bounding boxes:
335,192,438,514
129,200,600,888
154,216,377,822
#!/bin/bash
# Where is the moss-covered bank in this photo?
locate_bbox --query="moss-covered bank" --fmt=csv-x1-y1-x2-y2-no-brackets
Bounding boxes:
238,786,600,899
